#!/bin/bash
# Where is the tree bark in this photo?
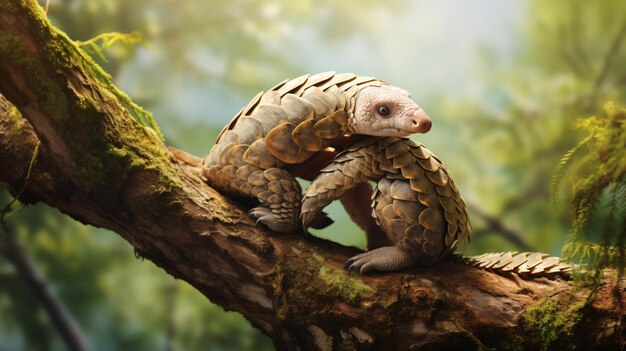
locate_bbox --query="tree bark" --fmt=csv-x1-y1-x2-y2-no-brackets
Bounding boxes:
0,1,623,350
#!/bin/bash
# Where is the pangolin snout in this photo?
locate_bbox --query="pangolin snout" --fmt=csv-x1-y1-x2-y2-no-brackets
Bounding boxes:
407,109,431,133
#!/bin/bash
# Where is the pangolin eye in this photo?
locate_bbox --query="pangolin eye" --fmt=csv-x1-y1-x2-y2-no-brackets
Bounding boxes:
377,105,390,116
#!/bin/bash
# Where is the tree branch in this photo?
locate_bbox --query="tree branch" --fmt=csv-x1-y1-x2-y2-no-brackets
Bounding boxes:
593,21,626,92
0,1,623,350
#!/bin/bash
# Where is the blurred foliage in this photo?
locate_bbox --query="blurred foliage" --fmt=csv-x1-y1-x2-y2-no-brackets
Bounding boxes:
1,0,625,350
439,0,626,257
554,103,625,283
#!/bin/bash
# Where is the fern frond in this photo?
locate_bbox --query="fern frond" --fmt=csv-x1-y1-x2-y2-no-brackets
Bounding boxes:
77,32,144,53
560,102,626,279
594,183,621,272
550,133,594,206
617,180,626,223
71,32,163,140
566,183,601,246
563,242,621,263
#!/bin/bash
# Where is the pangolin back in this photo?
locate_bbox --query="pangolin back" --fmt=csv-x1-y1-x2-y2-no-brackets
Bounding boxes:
203,72,386,193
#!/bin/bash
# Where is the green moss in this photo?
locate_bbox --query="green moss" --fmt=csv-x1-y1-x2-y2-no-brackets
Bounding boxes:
5,104,24,133
271,250,378,325
318,266,374,303
304,252,325,267
0,32,70,124
0,3,179,208
523,296,587,351
300,251,374,304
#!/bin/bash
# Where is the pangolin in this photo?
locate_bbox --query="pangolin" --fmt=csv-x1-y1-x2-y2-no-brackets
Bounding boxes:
201,72,570,277
202,72,431,233
301,137,571,276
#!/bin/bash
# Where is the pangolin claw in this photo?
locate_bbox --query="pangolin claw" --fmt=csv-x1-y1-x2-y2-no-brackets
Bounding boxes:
249,207,296,233
249,207,272,220
345,246,418,274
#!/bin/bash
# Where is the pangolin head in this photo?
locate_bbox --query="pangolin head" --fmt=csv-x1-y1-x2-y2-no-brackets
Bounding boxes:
349,85,431,137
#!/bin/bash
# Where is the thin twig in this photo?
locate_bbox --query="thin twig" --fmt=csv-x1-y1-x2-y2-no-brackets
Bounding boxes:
0,141,40,219
469,205,536,252
74,32,143,48
0,223,89,351
590,21,626,101
0,139,88,350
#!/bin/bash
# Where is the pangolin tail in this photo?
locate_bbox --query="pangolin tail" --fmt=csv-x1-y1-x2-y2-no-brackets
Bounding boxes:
453,251,573,279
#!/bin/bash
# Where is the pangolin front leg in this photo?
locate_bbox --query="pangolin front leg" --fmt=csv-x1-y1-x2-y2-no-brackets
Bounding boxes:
302,149,423,273
300,147,374,229
345,246,418,274
346,177,445,273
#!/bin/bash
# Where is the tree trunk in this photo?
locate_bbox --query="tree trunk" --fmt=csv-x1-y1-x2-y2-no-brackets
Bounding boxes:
0,1,623,350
